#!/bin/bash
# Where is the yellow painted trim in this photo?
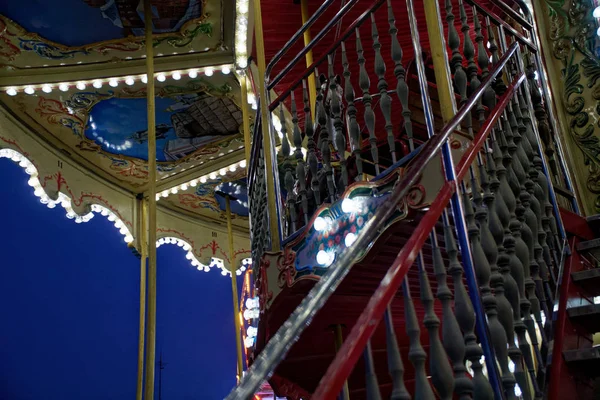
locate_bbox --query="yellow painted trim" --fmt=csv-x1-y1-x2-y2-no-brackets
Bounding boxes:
136,199,147,400
240,75,253,170
300,0,317,119
253,0,281,252
143,0,158,398
423,0,457,123
226,196,244,378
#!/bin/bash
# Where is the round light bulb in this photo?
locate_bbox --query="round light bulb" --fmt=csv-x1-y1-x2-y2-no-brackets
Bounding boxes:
240,160,247,168
6,87,17,96
76,82,86,90
156,73,166,82
200,176,207,183
317,250,333,266
24,86,35,95
59,83,69,92
109,79,118,87
314,216,328,232
204,67,214,76
93,80,103,89
172,71,181,80
345,232,357,247
141,75,148,83
594,6,600,18
125,77,134,86
238,58,248,69
188,69,198,78
209,172,217,179
221,66,231,75
229,165,237,172
42,85,53,93
219,168,226,176
341,198,357,213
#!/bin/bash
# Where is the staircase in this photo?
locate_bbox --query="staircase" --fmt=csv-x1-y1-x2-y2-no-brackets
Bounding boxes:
233,0,585,399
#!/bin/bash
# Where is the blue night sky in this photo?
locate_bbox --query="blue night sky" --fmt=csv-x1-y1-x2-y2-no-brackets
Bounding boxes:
0,161,238,399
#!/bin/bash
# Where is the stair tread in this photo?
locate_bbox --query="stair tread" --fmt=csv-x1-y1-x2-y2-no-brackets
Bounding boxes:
564,347,600,362
586,214,600,238
572,269,600,296
563,347,600,379
567,304,600,333
576,238,600,260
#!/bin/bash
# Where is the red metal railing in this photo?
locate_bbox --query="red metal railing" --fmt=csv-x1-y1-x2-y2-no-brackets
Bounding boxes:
313,71,526,399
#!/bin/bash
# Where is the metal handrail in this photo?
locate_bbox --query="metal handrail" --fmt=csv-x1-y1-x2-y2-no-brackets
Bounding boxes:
266,0,361,91
268,0,386,112
264,0,338,84
225,41,520,400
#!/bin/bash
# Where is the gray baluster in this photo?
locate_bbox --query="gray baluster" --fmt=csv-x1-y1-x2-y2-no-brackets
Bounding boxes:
486,19,506,95
317,74,336,204
364,340,382,400
356,28,379,175
443,211,493,399
447,0,468,123
459,0,476,98
388,0,413,151
403,279,435,399
279,104,297,234
316,70,328,206
431,232,472,399
342,41,363,182
304,79,321,207
291,90,308,225
418,253,454,399
384,307,411,400
371,12,395,163
329,55,347,194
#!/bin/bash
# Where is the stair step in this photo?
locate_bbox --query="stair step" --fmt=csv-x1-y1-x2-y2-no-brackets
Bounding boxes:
572,269,600,296
567,304,600,333
576,238,600,260
563,347,600,377
586,214,600,237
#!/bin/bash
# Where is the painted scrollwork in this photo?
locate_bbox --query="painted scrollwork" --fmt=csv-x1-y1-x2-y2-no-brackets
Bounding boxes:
544,0,600,210
277,248,297,288
257,256,274,313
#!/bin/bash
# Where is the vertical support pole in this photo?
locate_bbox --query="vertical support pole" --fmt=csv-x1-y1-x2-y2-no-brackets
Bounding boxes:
333,325,350,400
136,199,147,400
253,0,281,252
226,196,244,379
422,0,456,123
300,0,317,118
240,74,252,169
143,0,158,398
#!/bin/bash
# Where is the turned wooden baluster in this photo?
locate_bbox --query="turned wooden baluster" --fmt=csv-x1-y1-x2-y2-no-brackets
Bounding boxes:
371,12,395,163
316,70,328,206
489,128,530,400
329,55,347,193
418,253,454,399
279,104,297,234
447,0,468,121
317,73,336,203
486,18,506,95
291,90,308,225
403,278,435,399
388,0,414,151
342,41,363,182
364,340,382,400
384,306,410,400
431,233,472,400
356,27,379,175
443,211,494,399
304,79,320,208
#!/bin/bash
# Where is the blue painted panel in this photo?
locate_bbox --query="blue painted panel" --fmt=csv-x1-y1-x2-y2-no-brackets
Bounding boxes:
1,0,202,47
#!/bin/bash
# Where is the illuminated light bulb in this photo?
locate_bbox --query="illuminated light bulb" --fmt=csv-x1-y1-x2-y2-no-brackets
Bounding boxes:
156,73,166,82
100,209,109,216
119,227,128,235
514,385,522,397
42,85,53,93
236,269,242,275
221,66,231,74
141,75,148,83
34,187,44,197
47,202,56,209
181,183,189,190
172,71,181,80
317,250,334,266
6,87,17,96
27,177,37,187
190,179,198,187
229,165,237,172
209,172,217,179
247,326,258,337
125,77,135,86
314,216,329,232
170,187,178,194
93,80,102,88
59,83,69,91
183,244,191,251
188,69,198,78
186,252,193,260
66,212,76,219
109,78,118,87
204,67,214,76
219,168,227,176
341,198,358,213
200,176,207,183
345,232,357,247
115,220,123,228
238,58,248,69
594,6,600,18
161,190,169,198
240,159,247,168
238,0,249,13
76,81,86,90
24,86,35,95
124,235,134,243
244,337,254,348
108,214,116,222
221,270,228,276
